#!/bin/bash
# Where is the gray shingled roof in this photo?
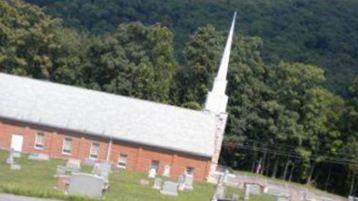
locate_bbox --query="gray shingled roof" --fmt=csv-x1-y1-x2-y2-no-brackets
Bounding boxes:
0,73,217,157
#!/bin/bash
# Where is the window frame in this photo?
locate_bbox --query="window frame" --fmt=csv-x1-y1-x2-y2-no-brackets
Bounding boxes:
186,166,195,175
89,142,100,160
62,137,72,155
117,154,128,169
150,160,160,172
34,133,45,150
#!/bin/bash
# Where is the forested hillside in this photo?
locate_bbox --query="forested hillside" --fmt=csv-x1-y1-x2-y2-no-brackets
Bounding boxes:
0,0,357,197
26,0,358,94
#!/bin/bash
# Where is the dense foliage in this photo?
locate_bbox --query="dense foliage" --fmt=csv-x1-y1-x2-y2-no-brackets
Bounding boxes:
0,0,357,197
25,0,358,94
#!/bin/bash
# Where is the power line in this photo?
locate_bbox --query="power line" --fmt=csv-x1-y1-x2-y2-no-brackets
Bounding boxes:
223,140,356,165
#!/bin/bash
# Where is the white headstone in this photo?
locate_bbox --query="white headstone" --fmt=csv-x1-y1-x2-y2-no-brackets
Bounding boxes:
160,181,178,196
28,153,49,161
153,178,162,190
6,151,14,165
178,174,185,191
162,165,170,177
68,173,104,197
184,174,194,190
10,163,21,170
148,168,156,178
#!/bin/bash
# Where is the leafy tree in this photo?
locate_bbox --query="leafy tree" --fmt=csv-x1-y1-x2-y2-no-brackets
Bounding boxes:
172,25,224,107
82,22,177,102
0,0,82,83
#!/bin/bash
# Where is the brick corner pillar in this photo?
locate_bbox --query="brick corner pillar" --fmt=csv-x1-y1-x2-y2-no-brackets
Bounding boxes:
135,147,143,172
207,113,227,183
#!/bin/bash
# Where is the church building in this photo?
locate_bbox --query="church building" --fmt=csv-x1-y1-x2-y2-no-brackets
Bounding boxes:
0,13,237,181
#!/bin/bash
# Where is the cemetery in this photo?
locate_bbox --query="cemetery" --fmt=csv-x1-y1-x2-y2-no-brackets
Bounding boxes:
0,150,274,201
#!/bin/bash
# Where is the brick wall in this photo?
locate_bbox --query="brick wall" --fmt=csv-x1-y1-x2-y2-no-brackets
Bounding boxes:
0,118,211,181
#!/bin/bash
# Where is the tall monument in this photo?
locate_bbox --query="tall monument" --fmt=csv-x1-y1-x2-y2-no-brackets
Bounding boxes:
205,12,237,181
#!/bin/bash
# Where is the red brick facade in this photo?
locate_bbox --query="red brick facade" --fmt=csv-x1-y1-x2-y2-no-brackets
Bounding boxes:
0,118,212,181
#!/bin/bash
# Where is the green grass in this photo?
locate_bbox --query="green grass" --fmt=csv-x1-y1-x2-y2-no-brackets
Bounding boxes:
0,151,275,201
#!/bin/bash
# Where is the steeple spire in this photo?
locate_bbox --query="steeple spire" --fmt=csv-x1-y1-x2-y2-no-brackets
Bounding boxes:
205,12,237,114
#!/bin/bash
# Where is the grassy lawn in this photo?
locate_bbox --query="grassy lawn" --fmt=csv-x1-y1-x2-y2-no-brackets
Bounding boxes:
0,151,275,201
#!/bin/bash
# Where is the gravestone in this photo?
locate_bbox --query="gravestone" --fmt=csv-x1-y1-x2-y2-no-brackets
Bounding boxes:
162,165,170,177
67,173,104,197
6,151,14,165
276,193,290,201
148,168,156,178
28,153,50,161
248,184,261,195
66,159,81,172
214,184,225,199
244,185,250,201
56,165,67,176
153,178,162,190
184,174,194,190
222,169,229,184
56,175,70,191
140,179,150,186
178,174,185,191
160,181,178,196
348,196,358,201
232,193,239,201
12,151,21,158
10,163,21,170
83,158,96,166
93,162,111,180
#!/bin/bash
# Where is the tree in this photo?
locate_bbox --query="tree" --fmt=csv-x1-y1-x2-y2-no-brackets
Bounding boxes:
82,22,177,102
172,25,224,108
0,0,82,83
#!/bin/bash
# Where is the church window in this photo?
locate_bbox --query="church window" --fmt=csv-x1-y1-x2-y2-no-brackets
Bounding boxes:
89,142,100,159
186,166,195,175
34,133,45,150
118,154,128,169
62,137,72,154
150,160,160,172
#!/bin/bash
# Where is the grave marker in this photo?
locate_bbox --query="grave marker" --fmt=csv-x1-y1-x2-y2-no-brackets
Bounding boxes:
160,181,178,196
153,178,162,190
67,173,105,197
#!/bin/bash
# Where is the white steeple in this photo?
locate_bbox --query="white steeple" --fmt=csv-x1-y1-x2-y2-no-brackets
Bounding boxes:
205,12,237,114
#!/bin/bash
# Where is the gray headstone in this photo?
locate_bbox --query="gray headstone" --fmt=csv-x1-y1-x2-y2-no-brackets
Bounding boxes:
232,193,239,201
348,196,358,201
93,162,111,179
56,165,67,176
28,153,49,161
244,185,250,200
160,181,178,196
67,173,104,197
215,184,225,199
248,184,261,195
66,159,81,172
153,178,162,190
83,158,96,166
276,193,290,201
